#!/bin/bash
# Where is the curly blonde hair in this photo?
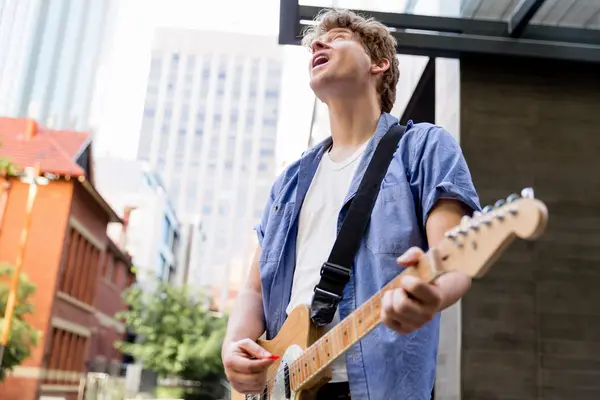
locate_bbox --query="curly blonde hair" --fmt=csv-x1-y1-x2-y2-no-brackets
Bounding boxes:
301,9,399,113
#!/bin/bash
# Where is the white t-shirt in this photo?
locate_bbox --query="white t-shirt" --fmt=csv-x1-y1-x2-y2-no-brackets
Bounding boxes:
285,140,369,383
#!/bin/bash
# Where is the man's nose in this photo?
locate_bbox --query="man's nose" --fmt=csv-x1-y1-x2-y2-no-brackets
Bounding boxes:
311,40,327,53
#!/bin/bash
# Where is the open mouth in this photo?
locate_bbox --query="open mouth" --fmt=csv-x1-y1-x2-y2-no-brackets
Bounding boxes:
312,55,329,69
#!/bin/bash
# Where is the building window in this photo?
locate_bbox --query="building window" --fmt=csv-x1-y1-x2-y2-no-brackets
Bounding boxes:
172,231,180,254
162,216,171,245
259,148,274,157
158,254,166,279
44,327,87,384
59,228,100,305
263,118,277,127
104,255,115,282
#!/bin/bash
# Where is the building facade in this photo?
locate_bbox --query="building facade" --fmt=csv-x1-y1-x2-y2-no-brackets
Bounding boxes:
0,118,134,400
136,28,283,301
94,157,181,286
0,0,117,131
88,239,134,376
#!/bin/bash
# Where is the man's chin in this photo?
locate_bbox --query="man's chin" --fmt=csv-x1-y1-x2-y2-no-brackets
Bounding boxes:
309,74,332,94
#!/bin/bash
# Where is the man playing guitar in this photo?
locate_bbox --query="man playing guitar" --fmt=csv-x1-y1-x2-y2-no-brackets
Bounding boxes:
222,9,480,399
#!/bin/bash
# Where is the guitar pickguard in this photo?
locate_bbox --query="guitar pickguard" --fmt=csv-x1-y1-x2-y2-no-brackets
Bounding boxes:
246,344,304,400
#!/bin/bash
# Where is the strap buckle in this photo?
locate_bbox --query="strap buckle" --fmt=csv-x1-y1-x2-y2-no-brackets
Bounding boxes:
310,287,342,327
320,262,351,282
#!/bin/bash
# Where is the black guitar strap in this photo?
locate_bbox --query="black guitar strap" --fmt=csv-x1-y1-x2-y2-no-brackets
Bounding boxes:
310,123,407,327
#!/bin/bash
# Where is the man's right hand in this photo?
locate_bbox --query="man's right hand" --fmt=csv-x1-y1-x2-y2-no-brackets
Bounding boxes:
223,338,279,394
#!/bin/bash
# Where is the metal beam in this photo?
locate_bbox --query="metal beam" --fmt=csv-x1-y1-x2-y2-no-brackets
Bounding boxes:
298,5,600,46
508,0,546,37
279,0,300,46
290,3,600,63
299,5,507,36
389,29,600,64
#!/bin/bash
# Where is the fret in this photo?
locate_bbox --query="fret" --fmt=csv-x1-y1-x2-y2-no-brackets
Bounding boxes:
314,340,322,370
350,314,359,343
345,317,356,345
291,362,297,390
323,335,332,361
372,291,382,322
363,298,376,328
298,357,306,382
335,325,344,356
323,339,329,366
303,352,310,381
310,347,319,373
330,327,338,360
341,319,349,348
357,305,366,336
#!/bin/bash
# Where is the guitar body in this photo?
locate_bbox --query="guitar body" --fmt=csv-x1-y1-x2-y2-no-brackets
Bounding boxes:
230,305,332,400
229,190,549,400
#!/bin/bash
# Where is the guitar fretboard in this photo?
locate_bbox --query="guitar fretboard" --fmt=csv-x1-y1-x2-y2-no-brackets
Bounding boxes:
287,271,408,391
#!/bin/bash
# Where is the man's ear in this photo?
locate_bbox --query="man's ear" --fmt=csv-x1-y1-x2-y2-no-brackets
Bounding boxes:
371,58,390,75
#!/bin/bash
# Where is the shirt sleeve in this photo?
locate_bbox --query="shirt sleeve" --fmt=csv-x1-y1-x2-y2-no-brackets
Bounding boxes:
408,125,481,228
253,172,286,247
254,192,274,247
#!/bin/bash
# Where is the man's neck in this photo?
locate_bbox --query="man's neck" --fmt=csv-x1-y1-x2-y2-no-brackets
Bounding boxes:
326,96,382,162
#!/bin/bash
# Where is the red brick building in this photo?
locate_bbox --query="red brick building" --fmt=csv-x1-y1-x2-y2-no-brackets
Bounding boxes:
0,118,135,400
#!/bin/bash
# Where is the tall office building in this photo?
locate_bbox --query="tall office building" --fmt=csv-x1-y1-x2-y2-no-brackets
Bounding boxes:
0,0,117,130
94,157,182,288
137,28,283,299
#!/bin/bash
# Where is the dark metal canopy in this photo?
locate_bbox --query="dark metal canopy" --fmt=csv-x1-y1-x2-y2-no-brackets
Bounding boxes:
279,0,600,63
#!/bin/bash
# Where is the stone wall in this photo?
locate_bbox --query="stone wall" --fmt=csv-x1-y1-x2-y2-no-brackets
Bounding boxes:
459,55,600,400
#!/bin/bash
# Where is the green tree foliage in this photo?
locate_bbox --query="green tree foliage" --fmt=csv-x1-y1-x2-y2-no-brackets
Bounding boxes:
115,281,228,384
0,263,41,380
0,150,19,176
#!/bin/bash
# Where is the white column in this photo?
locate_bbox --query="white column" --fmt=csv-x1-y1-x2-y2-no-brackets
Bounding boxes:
178,56,204,214
148,52,172,167
163,52,188,184
195,54,220,283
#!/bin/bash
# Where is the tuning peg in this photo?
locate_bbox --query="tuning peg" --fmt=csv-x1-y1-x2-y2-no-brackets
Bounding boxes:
482,205,493,213
506,193,519,203
473,211,482,218
521,187,535,199
494,199,506,208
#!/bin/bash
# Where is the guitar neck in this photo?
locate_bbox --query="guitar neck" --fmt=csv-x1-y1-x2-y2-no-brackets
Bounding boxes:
289,250,442,391
287,191,549,391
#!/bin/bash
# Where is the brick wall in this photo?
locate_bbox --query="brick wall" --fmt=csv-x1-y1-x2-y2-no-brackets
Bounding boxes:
459,56,600,400
0,180,73,368
89,245,134,373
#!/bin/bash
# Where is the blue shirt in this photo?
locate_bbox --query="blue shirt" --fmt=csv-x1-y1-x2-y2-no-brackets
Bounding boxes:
255,113,480,399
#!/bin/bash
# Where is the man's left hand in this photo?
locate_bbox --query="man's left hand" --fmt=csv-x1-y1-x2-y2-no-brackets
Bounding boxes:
381,247,443,334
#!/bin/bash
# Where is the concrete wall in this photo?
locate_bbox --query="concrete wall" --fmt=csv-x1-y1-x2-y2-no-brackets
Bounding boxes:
459,55,600,400
434,57,462,400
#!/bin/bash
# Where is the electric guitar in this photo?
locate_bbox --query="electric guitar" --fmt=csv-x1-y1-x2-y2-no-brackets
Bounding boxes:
232,188,548,400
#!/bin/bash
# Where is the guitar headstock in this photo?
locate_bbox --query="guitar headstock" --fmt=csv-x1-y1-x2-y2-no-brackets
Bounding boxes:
440,188,548,279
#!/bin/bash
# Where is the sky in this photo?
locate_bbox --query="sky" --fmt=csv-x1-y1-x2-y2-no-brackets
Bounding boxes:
92,0,304,159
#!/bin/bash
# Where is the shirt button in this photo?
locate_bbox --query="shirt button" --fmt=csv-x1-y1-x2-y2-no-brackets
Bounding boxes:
274,205,279,212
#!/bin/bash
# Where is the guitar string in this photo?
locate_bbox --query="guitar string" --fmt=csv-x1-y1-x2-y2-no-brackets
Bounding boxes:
259,314,355,397
255,265,449,397
256,299,382,398
245,206,503,397
256,323,345,398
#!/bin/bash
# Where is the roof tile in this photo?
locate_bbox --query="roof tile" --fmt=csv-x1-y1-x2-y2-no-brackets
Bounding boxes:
0,117,89,176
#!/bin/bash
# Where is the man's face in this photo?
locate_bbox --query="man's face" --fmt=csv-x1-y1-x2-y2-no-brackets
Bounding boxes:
308,28,374,100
